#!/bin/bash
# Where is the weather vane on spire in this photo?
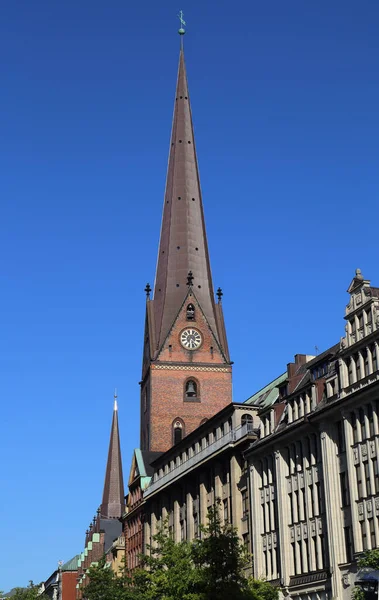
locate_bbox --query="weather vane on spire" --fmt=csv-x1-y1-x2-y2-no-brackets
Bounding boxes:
178,10,186,36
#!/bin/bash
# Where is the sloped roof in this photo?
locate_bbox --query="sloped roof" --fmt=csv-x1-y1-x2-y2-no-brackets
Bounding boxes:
61,555,80,572
244,373,287,409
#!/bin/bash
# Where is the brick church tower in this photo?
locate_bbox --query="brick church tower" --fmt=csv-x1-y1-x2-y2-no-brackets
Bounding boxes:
140,43,232,453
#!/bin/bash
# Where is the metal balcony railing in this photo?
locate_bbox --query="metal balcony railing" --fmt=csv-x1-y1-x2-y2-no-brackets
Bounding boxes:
144,422,255,497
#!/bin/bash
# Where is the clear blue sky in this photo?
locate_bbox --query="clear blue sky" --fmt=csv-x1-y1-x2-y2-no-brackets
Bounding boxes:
1,0,378,590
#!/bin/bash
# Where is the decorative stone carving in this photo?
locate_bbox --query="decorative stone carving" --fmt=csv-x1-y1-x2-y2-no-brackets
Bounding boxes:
356,293,362,305
342,573,350,587
375,498,379,515
367,500,373,514
361,443,368,458
358,503,364,519
353,448,359,464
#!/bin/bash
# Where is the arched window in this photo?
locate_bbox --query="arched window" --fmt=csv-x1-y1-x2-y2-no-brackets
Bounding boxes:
186,303,195,321
173,420,184,445
241,414,253,430
185,379,198,399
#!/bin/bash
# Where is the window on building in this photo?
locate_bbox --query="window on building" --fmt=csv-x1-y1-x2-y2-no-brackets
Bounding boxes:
348,358,354,385
223,499,229,524
366,309,373,328
350,319,356,339
374,458,379,494
371,344,378,372
370,518,376,549
243,533,250,553
185,379,198,399
344,526,353,562
365,462,372,496
242,489,249,518
241,413,253,431
337,420,346,453
356,354,361,380
362,349,369,377
367,403,374,437
356,464,363,498
173,420,183,445
194,512,200,538
361,520,368,551
351,412,358,444
186,303,195,321
340,471,350,507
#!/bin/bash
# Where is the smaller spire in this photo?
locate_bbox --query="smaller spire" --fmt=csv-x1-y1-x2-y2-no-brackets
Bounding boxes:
114,388,118,411
217,287,223,303
145,283,151,298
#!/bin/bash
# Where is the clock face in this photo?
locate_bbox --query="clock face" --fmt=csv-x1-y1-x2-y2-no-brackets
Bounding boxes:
180,328,202,350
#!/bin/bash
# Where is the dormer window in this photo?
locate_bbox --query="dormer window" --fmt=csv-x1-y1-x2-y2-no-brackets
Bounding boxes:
186,303,195,321
241,413,253,431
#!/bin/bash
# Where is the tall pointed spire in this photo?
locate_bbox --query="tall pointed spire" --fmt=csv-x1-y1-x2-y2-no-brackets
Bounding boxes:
100,392,124,519
153,45,220,350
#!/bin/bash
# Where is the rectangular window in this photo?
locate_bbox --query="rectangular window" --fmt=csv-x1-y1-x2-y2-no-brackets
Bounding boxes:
356,465,363,498
356,355,361,380
362,349,369,378
243,533,250,553
337,420,346,453
348,360,354,385
370,518,376,549
340,471,350,507
372,345,378,372
223,499,229,524
368,403,375,437
361,520,368,551
344,526,353,562
365,462,372,496
374,458,379,494
193,513,199,538
351,412,358,444
242,489,249,518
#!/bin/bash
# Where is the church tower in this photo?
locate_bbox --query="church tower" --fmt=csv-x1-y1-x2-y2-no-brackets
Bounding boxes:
140,39,232,453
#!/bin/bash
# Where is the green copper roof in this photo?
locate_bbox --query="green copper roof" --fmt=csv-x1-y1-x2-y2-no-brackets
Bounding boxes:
61,555,80,572
244,373,287,409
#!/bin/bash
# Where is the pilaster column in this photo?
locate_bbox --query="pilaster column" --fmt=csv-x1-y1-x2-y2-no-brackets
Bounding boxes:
186,492,194,540
359,351,365,381
319,424,344,600
343,413,360,553
274,450,291,587
368,346,374,375
174,499,180,543
250,461,265,578
339,358,349,389
230,455,242,532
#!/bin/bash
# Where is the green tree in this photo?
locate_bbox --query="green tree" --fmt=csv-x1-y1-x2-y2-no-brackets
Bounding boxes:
357,550,379,570
9,582,47,600
85,501,279,600
191,501,251,600
84,558,136,600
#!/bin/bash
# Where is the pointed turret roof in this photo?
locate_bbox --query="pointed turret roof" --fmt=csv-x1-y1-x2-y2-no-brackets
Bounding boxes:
100,395,125,519
153,47,220,350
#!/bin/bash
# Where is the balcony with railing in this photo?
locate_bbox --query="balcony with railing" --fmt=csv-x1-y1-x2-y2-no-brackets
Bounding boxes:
144,422,256,498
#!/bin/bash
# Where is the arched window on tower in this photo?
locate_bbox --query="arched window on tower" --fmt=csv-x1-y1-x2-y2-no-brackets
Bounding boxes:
241,413,253,432
185,379,198,399
173,420,184,445
186,303,195,321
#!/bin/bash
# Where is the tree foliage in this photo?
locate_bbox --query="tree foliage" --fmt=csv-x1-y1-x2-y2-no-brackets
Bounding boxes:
357,550,379,570
6,582,47,600
84,502,279,600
